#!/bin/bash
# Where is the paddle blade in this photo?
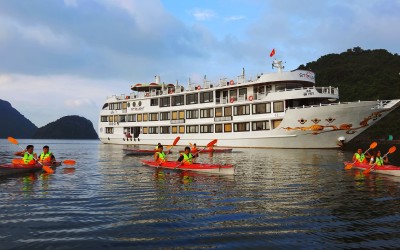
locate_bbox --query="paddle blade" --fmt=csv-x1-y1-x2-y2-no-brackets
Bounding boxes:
207,139,218,148
388,146,396,154
370,142,378,149
364,168,371,175
12,158,23,165
7,137,18,145
172,137,180,146
42,165,54,174
344,164,353,170
63,160,76,165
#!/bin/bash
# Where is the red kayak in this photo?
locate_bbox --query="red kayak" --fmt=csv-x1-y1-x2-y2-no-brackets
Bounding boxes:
179,148,233,154
0,162,62,176
141,160,235,175
344,161,400,176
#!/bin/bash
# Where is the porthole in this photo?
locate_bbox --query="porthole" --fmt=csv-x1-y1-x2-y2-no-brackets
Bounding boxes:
138,101,142,106
132,102,136,107
127,102,130,107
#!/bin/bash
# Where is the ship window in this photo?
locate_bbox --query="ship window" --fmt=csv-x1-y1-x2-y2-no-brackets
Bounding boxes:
186,125,199,133
272,119,282,129
102,103,109,110
200,124,213,133
138,101,142,106
114,115,119,123
200,108,214,118
132,102,136,107
122,102,127,109
224,107,232,116
160,112,170,121
186,93,198,105
200,91,213,103
224,123,232,132
110,102,121,110
119,115,126,122
234,105,250,115
137,114,142,122
143,113,148,122
172,126,178,134
229,89,237,100
172,111,178,120
215,124,223,133
179,111,185,119
160,126,170,134
143,127,148,134
127,102,130,108
150,98,158,106
172,95,184,106
149,113,158,121
273,101,284,112
252,121,270,131
126,114,136,122
252,103,271,114
238,88,247,97
234,122,250,132
101,116,108,122
179,126,185,133
149,126,158,134
160,97,170,107
106,127,114,134
215,107,222,117
186,109,199,119
108,115,113,122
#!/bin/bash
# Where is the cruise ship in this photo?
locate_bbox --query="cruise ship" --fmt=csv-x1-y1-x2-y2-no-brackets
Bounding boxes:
98,60,400,148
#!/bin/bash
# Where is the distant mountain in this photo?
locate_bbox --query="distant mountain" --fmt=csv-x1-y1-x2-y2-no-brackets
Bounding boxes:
32,115,98,139
298,47,400,140
0,99,38,139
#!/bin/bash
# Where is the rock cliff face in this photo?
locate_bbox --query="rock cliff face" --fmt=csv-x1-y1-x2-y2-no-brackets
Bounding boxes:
0,99,38,139
32,115,98,139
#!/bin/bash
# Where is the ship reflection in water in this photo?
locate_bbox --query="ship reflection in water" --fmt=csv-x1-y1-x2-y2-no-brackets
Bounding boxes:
1,139,400,249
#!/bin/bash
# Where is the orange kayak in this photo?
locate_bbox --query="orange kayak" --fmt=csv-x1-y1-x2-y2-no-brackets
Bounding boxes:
0,162,62,176
344,161,400,176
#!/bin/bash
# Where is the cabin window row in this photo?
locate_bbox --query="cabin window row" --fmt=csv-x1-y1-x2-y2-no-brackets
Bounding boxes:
101,102,284,122
153,92,214,107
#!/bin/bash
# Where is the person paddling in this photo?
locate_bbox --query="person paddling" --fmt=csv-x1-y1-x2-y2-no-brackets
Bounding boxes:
38,145,56,164
177,146,198,165
154,145,167,164
352,148,370,163
155,143,162,150
369,150,389,166
14,145,37,164
191,143,198,152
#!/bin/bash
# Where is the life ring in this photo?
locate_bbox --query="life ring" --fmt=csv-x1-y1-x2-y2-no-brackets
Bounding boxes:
197,85,201,90
125,96,129,100
229,80,234,85
248,95,253,101
168,90,173,94
230,97,234,103
145,92,149,97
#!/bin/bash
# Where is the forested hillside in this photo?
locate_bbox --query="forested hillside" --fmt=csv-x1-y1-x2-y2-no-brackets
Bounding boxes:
298,47,400,140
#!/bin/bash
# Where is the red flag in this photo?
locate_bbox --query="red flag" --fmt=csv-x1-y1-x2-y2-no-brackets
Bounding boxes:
269,49,275,57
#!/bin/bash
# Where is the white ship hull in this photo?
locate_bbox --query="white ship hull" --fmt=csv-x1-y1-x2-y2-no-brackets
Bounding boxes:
99,99,400,148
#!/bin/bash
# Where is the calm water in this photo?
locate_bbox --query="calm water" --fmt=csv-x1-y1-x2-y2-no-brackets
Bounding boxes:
1,139,400,249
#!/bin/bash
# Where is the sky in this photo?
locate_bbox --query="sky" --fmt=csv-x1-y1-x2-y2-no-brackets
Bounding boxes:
1,0,399,130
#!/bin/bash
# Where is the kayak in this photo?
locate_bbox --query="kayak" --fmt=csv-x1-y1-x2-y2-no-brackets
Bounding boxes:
179,148,233,154
123,149,157,156
141,160,235,175
0,162,62,176
344,161,400,177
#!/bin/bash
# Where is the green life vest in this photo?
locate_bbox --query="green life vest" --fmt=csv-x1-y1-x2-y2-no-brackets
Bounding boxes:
156,151,166,161
182,153,193,164
23,152,35,164
39,152,52,161
355,153,365,163
375,156,384,166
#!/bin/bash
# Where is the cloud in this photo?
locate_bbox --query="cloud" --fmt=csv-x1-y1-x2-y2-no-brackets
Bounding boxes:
225,15,245,21
190,9,217,21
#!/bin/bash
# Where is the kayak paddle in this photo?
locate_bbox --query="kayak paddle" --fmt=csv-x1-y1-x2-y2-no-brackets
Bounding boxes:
345,142,377,170
364,146,396,174
175,139,218,169
7,137,54,174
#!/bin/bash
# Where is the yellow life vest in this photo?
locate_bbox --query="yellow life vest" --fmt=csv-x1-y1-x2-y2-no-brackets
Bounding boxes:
23,152,35,164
